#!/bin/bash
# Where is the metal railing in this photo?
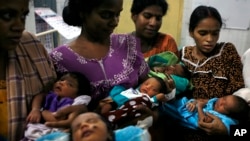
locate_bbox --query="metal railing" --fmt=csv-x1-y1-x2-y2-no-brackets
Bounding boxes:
35,29,59,53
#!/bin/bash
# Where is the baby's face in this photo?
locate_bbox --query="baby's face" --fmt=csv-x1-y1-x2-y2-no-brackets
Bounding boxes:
71,113,110,141
140,77,161,97
214,95,236,115
53,74,78,98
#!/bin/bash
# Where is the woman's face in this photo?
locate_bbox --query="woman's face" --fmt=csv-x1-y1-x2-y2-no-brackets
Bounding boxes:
83,0,123,40
189,17,221,54
0,0,29,51
132,5,163,39
71,112,110,141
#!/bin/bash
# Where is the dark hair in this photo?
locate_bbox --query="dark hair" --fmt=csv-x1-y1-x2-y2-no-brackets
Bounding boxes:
227,95,250,123
62,0,103,26
150,76,168,94
65,72,91,96
43,72,91,96
189,5,223,32
130,0,168,16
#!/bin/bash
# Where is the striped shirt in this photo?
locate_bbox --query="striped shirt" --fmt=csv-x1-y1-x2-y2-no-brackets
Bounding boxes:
6,31,56,141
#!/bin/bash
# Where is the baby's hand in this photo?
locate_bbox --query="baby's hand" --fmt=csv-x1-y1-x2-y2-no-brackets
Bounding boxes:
186,102,196,112
153,66,165,73
156,93,168,102
100,103,113,114
26,109,41,123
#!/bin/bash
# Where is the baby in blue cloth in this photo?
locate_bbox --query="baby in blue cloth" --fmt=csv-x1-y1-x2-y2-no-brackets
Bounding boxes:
37,112,150,141
161,95,249,134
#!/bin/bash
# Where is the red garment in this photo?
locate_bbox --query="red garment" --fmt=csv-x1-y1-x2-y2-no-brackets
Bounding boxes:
143,33,179,58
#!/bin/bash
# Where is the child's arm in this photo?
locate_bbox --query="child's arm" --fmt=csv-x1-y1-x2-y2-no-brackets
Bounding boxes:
41,110,58,122
26,93,44,123
155,93,168,102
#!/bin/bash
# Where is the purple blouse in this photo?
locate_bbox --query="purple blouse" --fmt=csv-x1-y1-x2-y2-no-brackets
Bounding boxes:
50,34,149,109
43,91,73,112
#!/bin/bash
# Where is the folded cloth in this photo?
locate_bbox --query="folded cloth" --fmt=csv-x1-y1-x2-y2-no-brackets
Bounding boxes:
36,131,69,141
23,123,60,141
115,125,151,141
233,88,250,106
147,51,179,67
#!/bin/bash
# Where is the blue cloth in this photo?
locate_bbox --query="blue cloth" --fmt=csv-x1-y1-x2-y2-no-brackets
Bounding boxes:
115,126,150,141
36,132,69,141
110,85,158,108
160,97,238,134
43,91,74,112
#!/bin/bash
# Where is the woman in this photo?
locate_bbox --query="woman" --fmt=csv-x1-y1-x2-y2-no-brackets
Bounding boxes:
161,5,245,141
130,0,179,58
0,0,56,140
48,0,149,128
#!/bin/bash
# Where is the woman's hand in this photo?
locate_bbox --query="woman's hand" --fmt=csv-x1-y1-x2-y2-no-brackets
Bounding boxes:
198,112,227,135
45,104,88,128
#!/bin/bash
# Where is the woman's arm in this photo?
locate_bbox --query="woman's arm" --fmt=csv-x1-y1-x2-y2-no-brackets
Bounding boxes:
225,43,245,94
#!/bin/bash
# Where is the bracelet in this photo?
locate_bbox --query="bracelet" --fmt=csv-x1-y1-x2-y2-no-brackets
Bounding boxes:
40,108,44,112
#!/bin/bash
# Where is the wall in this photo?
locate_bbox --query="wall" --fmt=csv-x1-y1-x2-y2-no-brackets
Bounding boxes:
114,0,184,45
26,0,250,56
26,0,36,34
180,0,250,56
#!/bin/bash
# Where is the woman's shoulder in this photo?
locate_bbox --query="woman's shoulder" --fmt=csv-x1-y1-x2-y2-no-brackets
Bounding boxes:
50,44,71,55
217,42,237,51
215,42,240,57
180,45,195,54
19,31,48,54
20,31,36,41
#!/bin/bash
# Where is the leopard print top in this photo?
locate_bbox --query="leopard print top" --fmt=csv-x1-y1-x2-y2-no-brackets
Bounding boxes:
181,42,244,99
